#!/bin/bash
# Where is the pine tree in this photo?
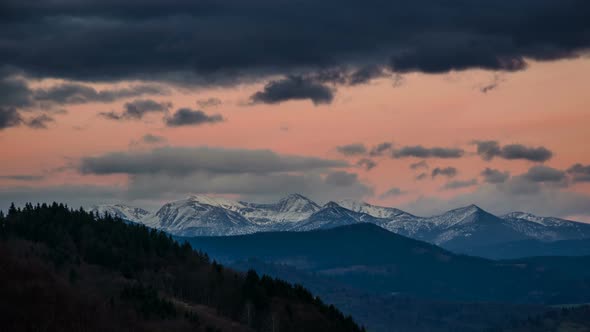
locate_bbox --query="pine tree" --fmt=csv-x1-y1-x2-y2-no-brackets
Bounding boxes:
8,202,17,217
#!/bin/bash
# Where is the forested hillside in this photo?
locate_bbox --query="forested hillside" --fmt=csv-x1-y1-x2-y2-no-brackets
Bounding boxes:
0,203,364,332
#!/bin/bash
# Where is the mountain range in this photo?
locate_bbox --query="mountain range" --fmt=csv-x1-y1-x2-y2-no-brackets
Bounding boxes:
92,193,590,253
183,223,590,304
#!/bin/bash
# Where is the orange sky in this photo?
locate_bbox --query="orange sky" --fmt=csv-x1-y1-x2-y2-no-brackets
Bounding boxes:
1,58,590,218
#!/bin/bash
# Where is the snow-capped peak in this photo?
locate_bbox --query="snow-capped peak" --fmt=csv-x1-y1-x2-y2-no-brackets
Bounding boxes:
275,193,320,213
337,200,411,219
186,194,245,210
426,204,490,227
502,211,575,227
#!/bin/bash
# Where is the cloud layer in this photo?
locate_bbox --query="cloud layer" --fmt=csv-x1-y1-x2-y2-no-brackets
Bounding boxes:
474,140,553,162
2,0,589,84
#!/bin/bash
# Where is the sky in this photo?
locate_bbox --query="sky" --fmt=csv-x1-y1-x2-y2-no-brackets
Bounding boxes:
1,0,590,220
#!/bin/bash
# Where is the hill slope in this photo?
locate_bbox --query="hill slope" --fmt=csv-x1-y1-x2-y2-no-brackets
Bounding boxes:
185,223,590,304
0,203,364,332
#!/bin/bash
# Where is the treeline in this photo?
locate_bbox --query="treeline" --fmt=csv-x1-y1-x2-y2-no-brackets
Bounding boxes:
486,305,590,332
0,202,365,332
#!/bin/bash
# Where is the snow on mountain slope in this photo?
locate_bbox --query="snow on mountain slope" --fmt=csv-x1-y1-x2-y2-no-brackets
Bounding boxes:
425,206,528,247
337,200,416,220
369,205,528,246
90,204,152,223
149,196,258,236
91,194,590,249
502,212,590,241
291,201,391,232
239,193,321,224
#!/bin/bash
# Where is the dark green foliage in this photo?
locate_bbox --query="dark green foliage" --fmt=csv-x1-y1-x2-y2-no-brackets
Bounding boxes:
120,283,177,319
0,202,366,332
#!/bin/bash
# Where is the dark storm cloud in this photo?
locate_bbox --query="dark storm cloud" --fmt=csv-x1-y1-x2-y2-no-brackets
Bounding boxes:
356,158,377,171
523,165,567,183
79,146,348,176
474,140,553,162
369,142,393,157
348,65,389,85
250,76,334,105
33,83,169,105
567,164,590,183
0,76,33,109
410,160,429,170
3,0,587,83
336,143,367,156
0,107,23,130
0,74,170,120
442,179,478,190
392,146,464,159
481,168,510,184
432,167,458,178
165,108,223,127
100,99,171,120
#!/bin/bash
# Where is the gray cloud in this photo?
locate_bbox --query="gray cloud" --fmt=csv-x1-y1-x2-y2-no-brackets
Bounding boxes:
0,76,33,109
100,99,171,120
402,183,590,219
127,171,373,203
441,178,478,190
481,168,510,184
416,172,428,181
196,97,222,108
26,114,55,129
0,107,56,130
479,74,504,94
0,175,44,181
142,134,167,144
80,146,348,176
325,171,359,186
165,108,224,127
74,146,371,202
410,160,429,170
336,143,367,156
124,99,171,119
369,142,393,157
348,65,389,85
356,158,377,171
432,166,458,178
523,165,567,183
33,83,169,105
250,76,334,105
379,187,406,198
393,146,464,159
568,164,590,183
474,140,553,162
0,107,23,130
498,175,542,195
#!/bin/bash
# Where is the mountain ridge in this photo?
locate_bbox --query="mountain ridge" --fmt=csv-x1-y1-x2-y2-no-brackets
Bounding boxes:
91,194,590,252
